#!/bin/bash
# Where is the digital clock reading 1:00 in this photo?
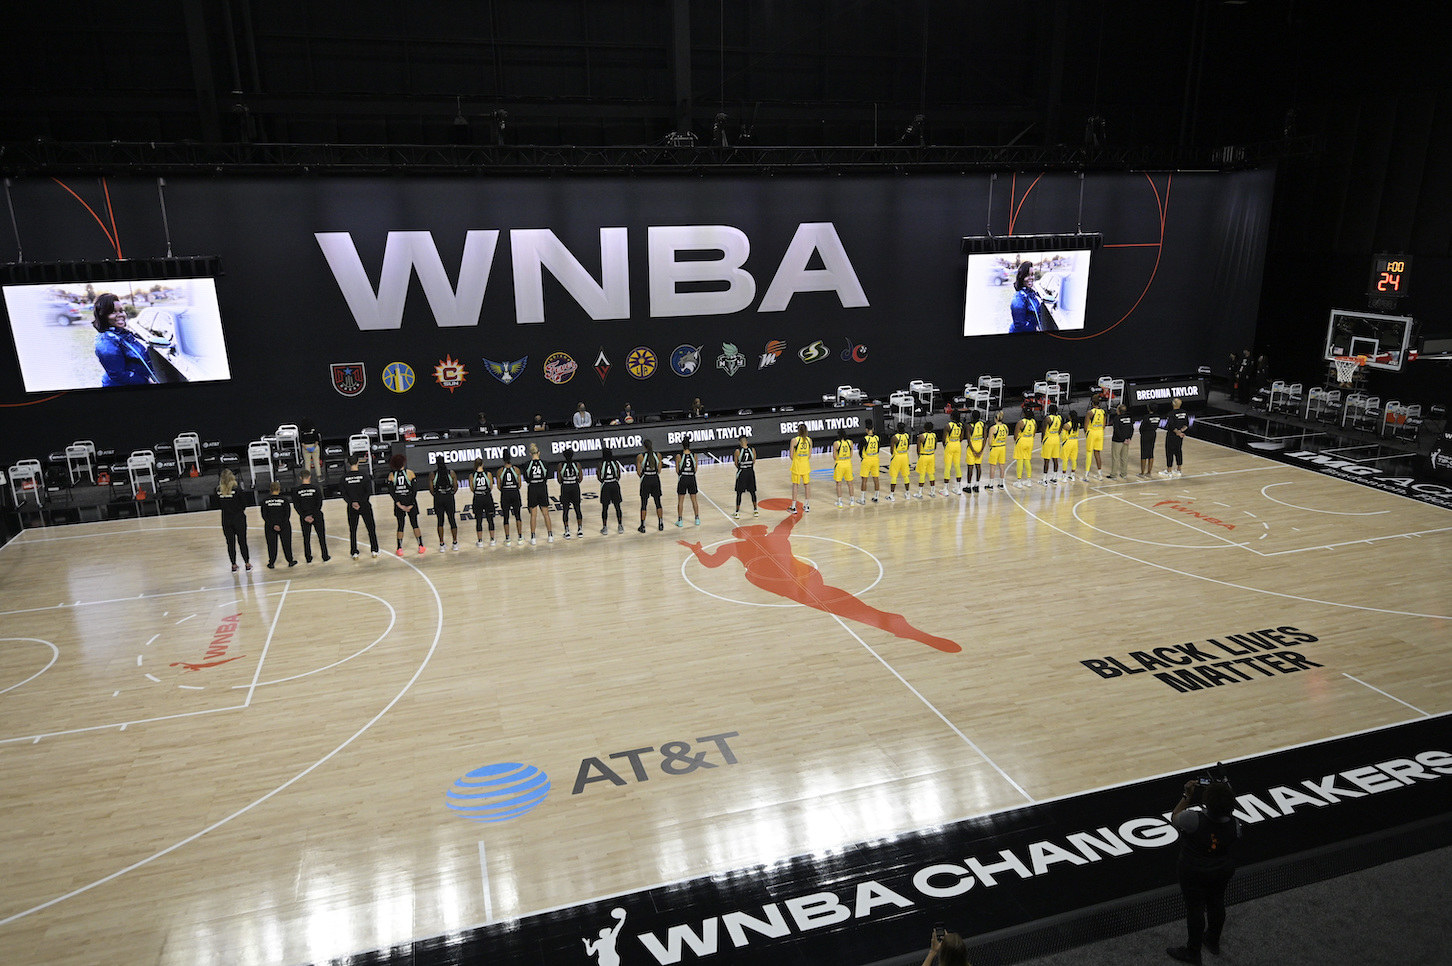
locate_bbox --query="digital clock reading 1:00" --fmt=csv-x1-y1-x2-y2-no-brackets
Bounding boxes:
1368,254,1411,298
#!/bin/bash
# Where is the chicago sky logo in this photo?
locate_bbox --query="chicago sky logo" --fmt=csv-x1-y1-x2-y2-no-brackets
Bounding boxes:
330,362,366,396
758,339,786,369
381,361,415,393
715,342,746,376
670,344,703,377
445,762,551,824
797,340,829,364
483,356,528,385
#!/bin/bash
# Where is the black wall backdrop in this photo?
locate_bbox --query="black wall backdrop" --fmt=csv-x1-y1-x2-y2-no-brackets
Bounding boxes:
0,169,1272,459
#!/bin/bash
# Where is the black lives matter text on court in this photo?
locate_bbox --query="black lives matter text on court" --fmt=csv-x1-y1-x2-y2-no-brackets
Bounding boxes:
1080,626,1323,693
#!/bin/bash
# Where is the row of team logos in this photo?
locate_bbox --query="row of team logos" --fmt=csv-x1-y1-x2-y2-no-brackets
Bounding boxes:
330,337,869,396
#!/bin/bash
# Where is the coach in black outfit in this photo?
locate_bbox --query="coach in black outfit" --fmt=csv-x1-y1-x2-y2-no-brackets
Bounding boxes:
1167,778,1241,964
260,481,298,569
341,456,380,558
293,470,330,562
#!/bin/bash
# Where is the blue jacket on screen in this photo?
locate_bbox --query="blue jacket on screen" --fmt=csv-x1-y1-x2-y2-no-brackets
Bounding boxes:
1009,287,1042,333
94,329,159,386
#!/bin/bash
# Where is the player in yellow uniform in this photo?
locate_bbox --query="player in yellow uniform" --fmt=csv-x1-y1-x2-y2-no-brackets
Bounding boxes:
942,415,964,495
789,423,812,513
1060,411,1081,482
832,428,856,507
1086,399,1107,479
987,411,1009,490
915,422,939,498
964,410,986,494
887,421,913,501
1040,405,1063,485
1013,412,1036,488
858,420,882,503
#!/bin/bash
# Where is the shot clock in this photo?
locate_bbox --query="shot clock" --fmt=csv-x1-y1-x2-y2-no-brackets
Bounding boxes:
1368,254,1410,298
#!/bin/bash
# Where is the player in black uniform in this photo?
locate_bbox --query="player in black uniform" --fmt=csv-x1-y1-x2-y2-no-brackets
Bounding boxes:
1161,397,1190,478
598,446,625,534
216,468,251,572
260,481,298,569
496,452,524,546
429,455,460,552
469,457,498,546
1138,406,1160,478
637,438,664,532
388,454,425,556
732,435,758,519
341,456,380,558
557,447,584,538
675,438,700,527
523,443,554,545
293,469,330,563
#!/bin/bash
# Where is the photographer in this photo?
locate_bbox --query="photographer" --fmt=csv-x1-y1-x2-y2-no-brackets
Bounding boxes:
1167,771,1241,965
921,927,970,966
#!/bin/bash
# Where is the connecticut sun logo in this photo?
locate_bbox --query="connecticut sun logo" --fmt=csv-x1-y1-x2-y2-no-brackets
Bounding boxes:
433,355,468,393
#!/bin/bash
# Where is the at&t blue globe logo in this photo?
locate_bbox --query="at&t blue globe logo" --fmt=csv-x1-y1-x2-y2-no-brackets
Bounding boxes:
445,762,551,823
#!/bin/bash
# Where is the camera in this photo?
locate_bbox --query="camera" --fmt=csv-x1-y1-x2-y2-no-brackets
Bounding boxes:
1187,762,1231,805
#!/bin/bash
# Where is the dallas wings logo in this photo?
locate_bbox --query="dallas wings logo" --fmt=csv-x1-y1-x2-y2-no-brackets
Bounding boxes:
433,355,468,392
670,344,703,377
758,340,786,369
483,357,529,385
716,342,746,376
330,362,366,396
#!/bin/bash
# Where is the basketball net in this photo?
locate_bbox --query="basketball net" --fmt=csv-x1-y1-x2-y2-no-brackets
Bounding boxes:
1332,355,1362,386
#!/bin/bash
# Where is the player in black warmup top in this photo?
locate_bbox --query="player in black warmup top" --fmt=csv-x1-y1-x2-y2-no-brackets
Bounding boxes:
675,438,700,527
1161,397,1189,478
469,457,498,546
260,481,298,568
637,438,664,532
340,456,379,558
1138,406,1160,477
388,454,425,556
293,469,330,562
216,468,251,571
732,435,757,518
557,448,584,538
598,446,625,534
430,455,460,552
523,443,554,545
496,453,524,546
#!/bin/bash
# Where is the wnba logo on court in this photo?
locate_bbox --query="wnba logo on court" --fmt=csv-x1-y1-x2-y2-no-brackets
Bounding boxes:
444,762,551,823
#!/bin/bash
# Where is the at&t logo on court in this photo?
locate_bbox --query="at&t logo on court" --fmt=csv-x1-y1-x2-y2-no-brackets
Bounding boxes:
444,762,551,823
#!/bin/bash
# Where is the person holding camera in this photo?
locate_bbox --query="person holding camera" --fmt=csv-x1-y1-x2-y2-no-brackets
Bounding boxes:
1167,773,1241,964
921,926,970,966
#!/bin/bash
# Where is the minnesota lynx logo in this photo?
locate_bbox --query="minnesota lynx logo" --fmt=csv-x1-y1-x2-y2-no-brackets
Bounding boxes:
716,342,746,376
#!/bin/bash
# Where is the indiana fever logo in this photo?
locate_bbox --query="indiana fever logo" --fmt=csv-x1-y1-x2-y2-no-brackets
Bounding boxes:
680,499,959,652
1153,498,1237,530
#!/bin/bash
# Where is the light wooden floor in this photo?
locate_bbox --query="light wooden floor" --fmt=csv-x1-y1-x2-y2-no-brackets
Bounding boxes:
1,438,1449,965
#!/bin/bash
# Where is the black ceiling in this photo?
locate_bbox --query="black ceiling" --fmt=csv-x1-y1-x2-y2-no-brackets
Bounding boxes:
4,0,1447,153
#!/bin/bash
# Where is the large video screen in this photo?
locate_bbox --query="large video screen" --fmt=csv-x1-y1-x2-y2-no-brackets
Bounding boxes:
3,278,231,391
962,249,1092,336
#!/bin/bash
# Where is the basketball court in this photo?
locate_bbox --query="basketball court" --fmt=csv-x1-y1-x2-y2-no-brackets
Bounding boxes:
1,427,1449,965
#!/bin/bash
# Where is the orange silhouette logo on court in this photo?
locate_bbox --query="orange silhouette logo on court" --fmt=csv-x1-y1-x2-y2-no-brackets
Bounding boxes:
680,498,961,653
170,656,246,672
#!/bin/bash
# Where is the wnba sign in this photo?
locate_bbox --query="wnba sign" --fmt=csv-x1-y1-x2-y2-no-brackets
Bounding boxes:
315,223,869,329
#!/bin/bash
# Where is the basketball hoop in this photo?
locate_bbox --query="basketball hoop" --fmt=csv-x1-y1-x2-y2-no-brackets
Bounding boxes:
1332,355,1362,385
